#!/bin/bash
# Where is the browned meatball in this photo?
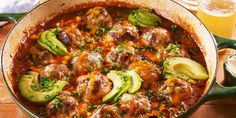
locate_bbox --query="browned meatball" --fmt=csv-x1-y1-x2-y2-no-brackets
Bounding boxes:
104,20,139,42
91,105,121,118
141,27,171,50
58,27,82,48
106,41,136,68
118,93,151,117
161,43,190,59
71,51,102,75
46,91,78,117
129,61,161,90
28,45,54,65
76,72,112,103
159,78,193,106
41,64,69,80
80,7,113,34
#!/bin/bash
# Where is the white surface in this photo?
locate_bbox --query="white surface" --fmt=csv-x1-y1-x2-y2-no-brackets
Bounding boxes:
0,0,39,13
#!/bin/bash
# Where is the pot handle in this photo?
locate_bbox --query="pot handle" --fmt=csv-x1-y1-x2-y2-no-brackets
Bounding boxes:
0,13,25,24
205,35,236,100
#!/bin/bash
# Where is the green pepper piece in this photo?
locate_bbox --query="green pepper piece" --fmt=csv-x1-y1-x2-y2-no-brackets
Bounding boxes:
38,28,68,55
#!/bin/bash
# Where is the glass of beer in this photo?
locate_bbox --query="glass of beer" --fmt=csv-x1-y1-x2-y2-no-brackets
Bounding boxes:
197,0,236,38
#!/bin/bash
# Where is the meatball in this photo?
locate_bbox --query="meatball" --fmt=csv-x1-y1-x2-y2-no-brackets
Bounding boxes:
141,27,171,50
119,93,151,117
159,78,193,106
46,91,78,117
106,41,136,68
91,105,121,118
104,20,139,42
80,7,113,34
76,72,112,103
41,64,69,80
58,31,71,46
161,43,190,59
129,61,160,90
58,27,84,48
28,45,54,65
71,51,102,75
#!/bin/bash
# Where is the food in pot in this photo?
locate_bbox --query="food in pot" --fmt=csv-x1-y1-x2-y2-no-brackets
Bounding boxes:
11,6,208,117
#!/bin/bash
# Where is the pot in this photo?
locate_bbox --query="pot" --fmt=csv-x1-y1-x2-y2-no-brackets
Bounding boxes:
1,0,236,117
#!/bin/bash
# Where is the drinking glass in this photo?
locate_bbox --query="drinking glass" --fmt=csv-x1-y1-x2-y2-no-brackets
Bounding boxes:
197,0,236,38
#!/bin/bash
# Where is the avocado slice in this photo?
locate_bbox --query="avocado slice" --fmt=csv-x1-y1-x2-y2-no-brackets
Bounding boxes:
19,71,67,103
128,8,161,26
136,9,161,25
126,70,143,94
113,73,131,102
38,28,68,55
128,13,146,26
102,71,125,102
163,57,208,80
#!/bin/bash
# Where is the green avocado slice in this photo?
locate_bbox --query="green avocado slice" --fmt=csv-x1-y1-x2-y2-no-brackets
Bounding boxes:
128,8,161,26
163,57,208,80
113,73,131,102
102,71,125,102
128,13,146,26
136,9,161,25
19,71,67,103
126,70,143,94
37,28,68,55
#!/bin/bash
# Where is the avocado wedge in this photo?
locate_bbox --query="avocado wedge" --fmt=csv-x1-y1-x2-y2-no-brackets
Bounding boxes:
126,70,143,94
19,71,67,103
102,71,126,102
102,70,143,102
163,57,208,80
38,28,68,55
128,8,161,26
113,73,131,102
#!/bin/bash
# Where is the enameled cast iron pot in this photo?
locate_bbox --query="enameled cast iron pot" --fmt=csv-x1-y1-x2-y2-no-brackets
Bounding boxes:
1,0,236,117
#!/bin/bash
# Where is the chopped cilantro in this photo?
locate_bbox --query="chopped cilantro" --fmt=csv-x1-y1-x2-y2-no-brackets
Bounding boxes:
77,91,83,102
113,100,121,106
150,48,156,54
70,92,79,97
145,90,158,102
120,110,127,117
86,39,94,44
93,47,103,53
87,104,97,111
95,25,108,36
188,35,193,42
87,66,93,72
79,114,84,118
140,46,147,51
77,44,86,51
165,43,181,55
132,44,139,49
117,42,127,52
31,77,57,92
101,67,110,74
51,96,63,109
66,76,71,81
96,37,102,42
103,113,108,118
170,24,178,32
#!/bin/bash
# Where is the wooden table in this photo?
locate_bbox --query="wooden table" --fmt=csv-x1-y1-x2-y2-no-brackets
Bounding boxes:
0,23,236,118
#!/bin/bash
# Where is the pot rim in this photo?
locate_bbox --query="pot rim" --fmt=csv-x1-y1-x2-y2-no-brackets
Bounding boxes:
0,0,218,117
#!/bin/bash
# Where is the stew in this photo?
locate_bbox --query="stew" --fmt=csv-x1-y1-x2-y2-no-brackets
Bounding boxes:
11,6,208,118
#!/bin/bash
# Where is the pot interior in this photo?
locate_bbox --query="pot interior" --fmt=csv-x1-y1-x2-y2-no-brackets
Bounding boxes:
1,0,217,116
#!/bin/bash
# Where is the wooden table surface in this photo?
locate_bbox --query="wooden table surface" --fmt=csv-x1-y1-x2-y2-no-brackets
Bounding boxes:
0,23,236,118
